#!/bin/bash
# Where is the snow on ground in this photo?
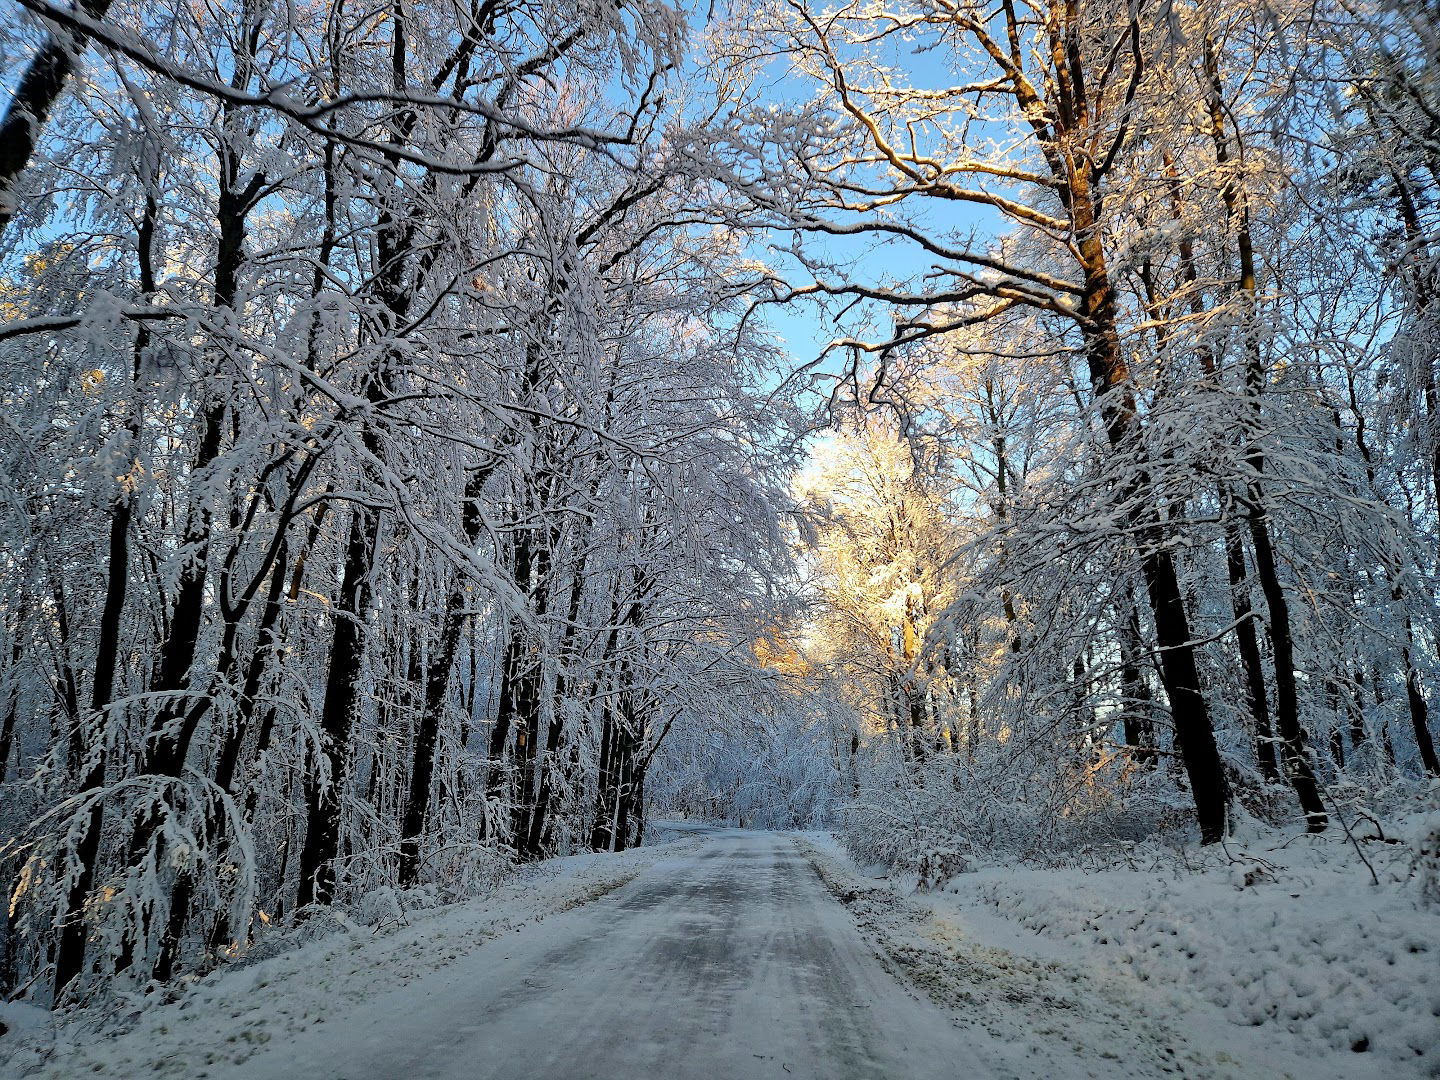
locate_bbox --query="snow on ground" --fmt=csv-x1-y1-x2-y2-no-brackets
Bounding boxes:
799,819,1439,1080
3,820,1434,1080
0,834,704,1079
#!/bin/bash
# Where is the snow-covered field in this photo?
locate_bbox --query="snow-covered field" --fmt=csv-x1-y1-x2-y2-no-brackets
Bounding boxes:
0,837,702,1078
802,817,1440,1079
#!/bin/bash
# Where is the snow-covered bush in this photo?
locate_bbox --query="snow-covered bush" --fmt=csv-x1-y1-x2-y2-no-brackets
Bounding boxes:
838,734,1179,881
1411,805,1440,907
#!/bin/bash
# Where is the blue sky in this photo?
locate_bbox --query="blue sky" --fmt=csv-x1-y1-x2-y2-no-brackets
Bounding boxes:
674,0,1010,391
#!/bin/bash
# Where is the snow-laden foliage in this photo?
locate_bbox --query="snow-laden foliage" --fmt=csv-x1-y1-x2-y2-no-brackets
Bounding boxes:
648,683,847,830
0,0,812,1005
687,0,1440,872
2,0,1440,1032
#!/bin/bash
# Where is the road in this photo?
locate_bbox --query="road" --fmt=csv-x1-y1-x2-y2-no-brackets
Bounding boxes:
227,828,983,1080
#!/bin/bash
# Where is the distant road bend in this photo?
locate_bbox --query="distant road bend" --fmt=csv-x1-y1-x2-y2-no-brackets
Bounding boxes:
230,828,978,1080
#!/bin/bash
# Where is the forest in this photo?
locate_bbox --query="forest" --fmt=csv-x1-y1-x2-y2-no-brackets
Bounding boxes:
0,0,1438,1032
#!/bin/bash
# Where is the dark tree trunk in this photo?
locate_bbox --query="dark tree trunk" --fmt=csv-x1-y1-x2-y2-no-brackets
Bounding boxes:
126,133,271,979
0,597,27,782
522,557,589,859
611,728,632,853
604,698,640,853
483,625,523,841
1344,672,1368,754
397,579,465,886
138,412,223,778
1073,202,1229,843
398,466,489,885
1245,504,1326,830
201,536,291,959
159,471,305,975
297,504,378,909
1403,621,1440,776
905,683,927,765
590,707,616,852
0,700,14,783
591,591,645,853
505,638,546,853
49,577,82,775
1139,548,1229,842
524,704,568,859
1204,40,1324,831
51,185,157,1001
1118,605,1157,768
298,0,420,909
135,153,256,784
485,452,551,853
1223,527,1280,783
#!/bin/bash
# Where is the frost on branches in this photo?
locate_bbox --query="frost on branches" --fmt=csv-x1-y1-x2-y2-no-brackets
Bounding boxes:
0,0,1437,1073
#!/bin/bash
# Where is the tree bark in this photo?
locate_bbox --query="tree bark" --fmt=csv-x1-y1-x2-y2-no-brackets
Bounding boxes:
1203,40,1325,830
1223,526,1280,783
296,502,378,908
1117,605,1157,768
1403,619,1440,776
398,464,494,886
1073,182,1229,843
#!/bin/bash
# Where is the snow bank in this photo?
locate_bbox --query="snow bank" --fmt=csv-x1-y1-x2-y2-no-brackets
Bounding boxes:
951,831,1438,1071
806,821,1439,1078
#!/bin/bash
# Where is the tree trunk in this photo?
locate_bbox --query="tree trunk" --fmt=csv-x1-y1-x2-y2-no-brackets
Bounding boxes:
201,535,292,960
1223,526,1280,783
1117,605,1157,768
1073,178,1229,843
1204,40,1325,831
1403,620,1440,776
297,1,412,902
51,185,157,1001
297,503,378,909
523,554,589,859
1246,507,1326,828
398,569,467,885
0,597,27,782
590,705,616,852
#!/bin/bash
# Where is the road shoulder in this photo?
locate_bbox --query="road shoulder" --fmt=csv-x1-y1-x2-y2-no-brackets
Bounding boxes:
793,834,1363,1080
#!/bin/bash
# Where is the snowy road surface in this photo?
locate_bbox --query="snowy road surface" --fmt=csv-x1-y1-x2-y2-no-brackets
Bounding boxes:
7,826,1414,1079
228,828,978,1080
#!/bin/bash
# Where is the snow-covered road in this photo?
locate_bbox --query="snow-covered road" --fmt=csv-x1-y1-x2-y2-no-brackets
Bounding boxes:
227,827,978,1080
8,825,1423,1079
